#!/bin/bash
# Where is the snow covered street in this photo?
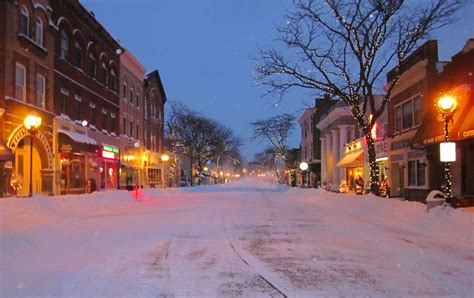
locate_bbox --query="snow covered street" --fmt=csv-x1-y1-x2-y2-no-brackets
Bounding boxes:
1,179,473,297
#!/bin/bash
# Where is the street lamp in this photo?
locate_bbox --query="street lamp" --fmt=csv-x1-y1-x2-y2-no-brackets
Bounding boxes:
436,94,458,204
161,153,170,188
23,114,42,197
299,161,309,187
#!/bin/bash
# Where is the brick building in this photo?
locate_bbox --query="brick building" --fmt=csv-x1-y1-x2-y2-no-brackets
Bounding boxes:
0,0,55,196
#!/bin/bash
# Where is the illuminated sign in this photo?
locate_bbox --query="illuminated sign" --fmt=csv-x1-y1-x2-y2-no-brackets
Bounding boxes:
101,145,119,160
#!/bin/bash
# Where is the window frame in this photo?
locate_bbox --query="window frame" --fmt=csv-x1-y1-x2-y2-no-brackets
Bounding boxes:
60,87,69,115
19,6,29,36
74,41,82,68
15,63,26,101
35,17,43,46
35,73,45,108
393,95,422,133
60,30,69,60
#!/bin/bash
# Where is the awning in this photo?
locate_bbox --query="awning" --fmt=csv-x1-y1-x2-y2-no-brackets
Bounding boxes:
58,128,97,145
336,149,363,168
457,105,474,140
0,140,14,161
58,132,98,153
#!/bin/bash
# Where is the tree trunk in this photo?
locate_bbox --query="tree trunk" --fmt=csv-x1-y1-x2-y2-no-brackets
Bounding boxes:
366,134,380,195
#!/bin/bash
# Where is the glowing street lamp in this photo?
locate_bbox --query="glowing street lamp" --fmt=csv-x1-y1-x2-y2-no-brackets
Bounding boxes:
161,153,170,188
299,161,309,187
436,94,459,204
23,113,42,197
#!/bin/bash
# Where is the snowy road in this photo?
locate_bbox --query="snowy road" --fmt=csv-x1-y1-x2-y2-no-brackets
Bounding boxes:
1,179,473,297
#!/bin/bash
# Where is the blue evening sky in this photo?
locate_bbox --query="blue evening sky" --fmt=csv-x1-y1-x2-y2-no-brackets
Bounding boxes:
81,0,473,160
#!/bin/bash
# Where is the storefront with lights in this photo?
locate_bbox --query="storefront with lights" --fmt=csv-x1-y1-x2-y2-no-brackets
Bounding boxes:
99,145,120,189
336,140,364,192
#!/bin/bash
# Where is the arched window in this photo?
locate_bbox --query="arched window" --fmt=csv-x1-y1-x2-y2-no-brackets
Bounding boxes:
100,63,107,85
110,70,116,91
122,82,127,100
35,18,43,46
129,88,133,102
75,41,82,68
19,6,29,35
136,92,139,108
60,30,69,60
89,53,96,77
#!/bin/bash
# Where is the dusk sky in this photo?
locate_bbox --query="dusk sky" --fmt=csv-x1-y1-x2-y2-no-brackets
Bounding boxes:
81,0,473,160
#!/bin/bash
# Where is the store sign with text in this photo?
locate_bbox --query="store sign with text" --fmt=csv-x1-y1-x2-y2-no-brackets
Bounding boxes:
100,145,119,160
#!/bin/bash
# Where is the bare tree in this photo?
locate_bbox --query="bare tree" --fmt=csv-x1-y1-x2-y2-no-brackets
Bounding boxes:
166,102,243,185
250,113,295,183
254,0,466,193
251,147,283,184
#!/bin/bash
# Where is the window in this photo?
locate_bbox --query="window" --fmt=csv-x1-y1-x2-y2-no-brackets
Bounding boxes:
136,94,139,107
136,124,139,140
100,63,107,85
144,98,148,119
123,117,126,135
402,101,413,130
129,88,133,102
102,108,107,131
395,106,402,132
110,70,116,91
60,30,69,60
35,18,43,46
35,74,45,108
110,112,116,134
75,94,82,120
130,121,133,138
414,96,421,125
122,83,127,100
19,6,29,36
60,87,69,115
408,160,426,186
90,101,96,127
75,42,82,68
89,54,96,77
15,63,26,101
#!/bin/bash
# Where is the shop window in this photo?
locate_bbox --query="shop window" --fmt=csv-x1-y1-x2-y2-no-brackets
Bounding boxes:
15,63,26,101
35,18,43,46
75,41,82,68
89,54,96,77
60,87,69,116
35,74,45,108
408,159,426,186
19,6,29,36
60,30,69,60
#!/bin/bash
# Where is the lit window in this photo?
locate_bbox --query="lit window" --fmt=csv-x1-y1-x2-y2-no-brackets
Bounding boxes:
35,18,43,46
15,63,26,101
35,74,45,108
19,6,29,36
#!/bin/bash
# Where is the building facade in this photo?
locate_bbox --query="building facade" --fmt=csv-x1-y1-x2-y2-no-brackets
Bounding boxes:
0,0,166,197
412,39,474,206
386,40,439,201
119,49,146,189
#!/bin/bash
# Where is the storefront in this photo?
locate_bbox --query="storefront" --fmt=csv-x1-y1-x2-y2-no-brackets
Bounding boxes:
57,128,98,194
336,140,364,192
99,145,120,189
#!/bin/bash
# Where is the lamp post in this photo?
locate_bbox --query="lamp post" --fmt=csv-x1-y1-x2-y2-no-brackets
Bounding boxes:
299,161,309,187
161,153,170,188
23,114,42,197
436,94,458,204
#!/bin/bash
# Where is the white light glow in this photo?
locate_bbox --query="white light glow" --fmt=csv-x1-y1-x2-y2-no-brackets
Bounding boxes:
440,142,456,162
